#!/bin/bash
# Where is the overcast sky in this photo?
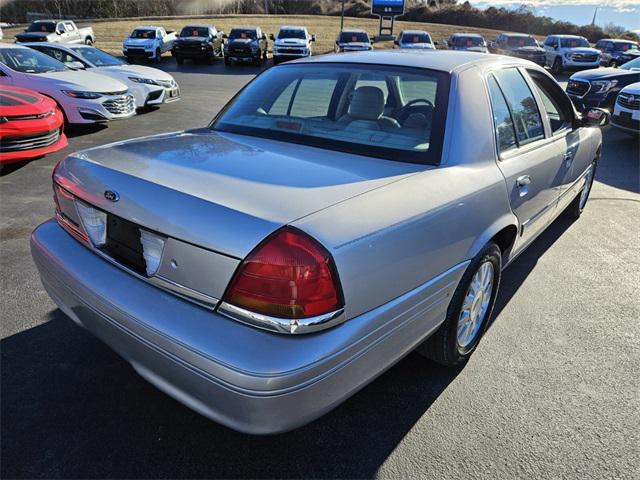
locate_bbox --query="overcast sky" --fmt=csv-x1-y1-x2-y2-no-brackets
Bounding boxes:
468,1,640,32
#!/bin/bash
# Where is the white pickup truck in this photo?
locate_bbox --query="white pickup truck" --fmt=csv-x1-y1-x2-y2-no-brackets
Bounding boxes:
123,26,177,63
15,20,95,45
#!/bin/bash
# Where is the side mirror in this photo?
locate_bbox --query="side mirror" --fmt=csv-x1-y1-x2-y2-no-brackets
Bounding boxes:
222,33,228,39
269,33,275,41
335,40,339,45
581,107,610,127
65,61,85,70
433,41,439,46
56,28,64,35
261,34,267,41
394,40,399,46
311,34,316,42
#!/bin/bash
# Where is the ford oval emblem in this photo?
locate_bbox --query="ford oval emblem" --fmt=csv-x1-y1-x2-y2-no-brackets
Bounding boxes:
104,190,119,202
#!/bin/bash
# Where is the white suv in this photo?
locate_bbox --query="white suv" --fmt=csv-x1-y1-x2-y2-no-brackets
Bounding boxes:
611,82,640,136
270,26,314,64
543,35,600,74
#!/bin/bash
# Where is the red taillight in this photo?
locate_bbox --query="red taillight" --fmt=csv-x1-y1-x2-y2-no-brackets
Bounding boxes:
223,227,343,319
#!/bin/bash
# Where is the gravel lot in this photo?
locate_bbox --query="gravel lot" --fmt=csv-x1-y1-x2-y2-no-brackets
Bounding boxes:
1,60,639,479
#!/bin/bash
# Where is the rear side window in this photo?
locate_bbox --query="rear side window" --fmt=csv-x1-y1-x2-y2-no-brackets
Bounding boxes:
493,69,544,146
527,69,574,134
487,75,517,154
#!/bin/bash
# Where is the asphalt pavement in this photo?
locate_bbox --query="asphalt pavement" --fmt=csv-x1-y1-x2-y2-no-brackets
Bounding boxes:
1,59,639,479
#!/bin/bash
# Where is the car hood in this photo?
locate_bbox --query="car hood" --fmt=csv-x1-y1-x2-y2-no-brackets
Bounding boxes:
96,64,173,82
176,36,207,43
514,46,545,53
400,43,434,49
620,81,640,95
567,47,600,55
275,38,307,47
454,45,488,53
340,42,371,49
55,129,424,257
124,38,155,46
15,32,52,41
571,67,635,81
228,38,256,46
33,70,128,92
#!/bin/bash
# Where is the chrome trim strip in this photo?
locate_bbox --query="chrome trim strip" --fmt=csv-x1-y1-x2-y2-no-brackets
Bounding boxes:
217,302,347,335
149,274,219,309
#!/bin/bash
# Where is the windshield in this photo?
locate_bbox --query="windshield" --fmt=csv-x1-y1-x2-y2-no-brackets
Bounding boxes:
452,36,484,47
506,36,537,47
180,26,209,37
0,48,67,74
614,41,639,52
212,63,449,164
130,29,156,39
229,29,256,40
340,32,369,43
27,22,55,33
560,37,590,48
401,33,431,44
621,57,640,70
278,29,306,39
70,47,123,66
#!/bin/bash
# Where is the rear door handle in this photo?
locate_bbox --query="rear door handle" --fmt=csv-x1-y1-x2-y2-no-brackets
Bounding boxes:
563,152,574,167
516,175,531,187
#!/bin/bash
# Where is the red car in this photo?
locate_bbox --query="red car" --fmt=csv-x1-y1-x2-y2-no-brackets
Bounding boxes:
0,86,67,164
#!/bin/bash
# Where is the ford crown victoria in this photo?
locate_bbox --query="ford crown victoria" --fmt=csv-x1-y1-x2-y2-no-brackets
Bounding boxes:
31,51,607,434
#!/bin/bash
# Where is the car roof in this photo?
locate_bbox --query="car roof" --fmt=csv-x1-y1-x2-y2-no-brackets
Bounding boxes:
340,29,367,34
182,24,213,28
294,49,529,73
231,26,259,30
401,30,429,35
452,33,483,37
279,26,306,30
0,43,31,50
502,32,533,37
553,34,585,38
605,38,637,43
134,26,162,30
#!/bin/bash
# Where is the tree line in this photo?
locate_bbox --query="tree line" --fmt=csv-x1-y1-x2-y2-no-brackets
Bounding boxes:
1,0,637,43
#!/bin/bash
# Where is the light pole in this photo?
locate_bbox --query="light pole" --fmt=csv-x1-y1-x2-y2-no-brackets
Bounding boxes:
340,0,346,31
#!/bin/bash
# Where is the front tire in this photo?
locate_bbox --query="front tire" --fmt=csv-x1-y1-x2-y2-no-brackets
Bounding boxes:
565,160,597,219
85,38,93,46
552,57,563,74
154,48,161,64
416,243,502,366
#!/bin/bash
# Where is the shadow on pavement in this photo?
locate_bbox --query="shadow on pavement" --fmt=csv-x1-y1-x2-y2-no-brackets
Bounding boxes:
1,212,576,479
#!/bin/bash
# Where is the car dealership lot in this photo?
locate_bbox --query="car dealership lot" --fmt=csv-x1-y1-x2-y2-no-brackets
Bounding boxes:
1,61,639,478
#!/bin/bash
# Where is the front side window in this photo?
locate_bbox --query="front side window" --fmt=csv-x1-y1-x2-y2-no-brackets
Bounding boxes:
527,70,573,134
493,68,544,145
487,75,517,154
70,47,123,67
0,48,67,74
213,64,449,164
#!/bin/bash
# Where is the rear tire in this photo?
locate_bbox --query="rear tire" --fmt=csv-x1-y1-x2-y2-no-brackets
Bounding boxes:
416,243,502,367
565,160,597,219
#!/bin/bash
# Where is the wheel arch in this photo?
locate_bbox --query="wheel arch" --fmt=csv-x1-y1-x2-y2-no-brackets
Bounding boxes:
466,214,519,265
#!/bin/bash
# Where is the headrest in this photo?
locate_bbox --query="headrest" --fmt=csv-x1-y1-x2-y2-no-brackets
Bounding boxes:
348,86,385,121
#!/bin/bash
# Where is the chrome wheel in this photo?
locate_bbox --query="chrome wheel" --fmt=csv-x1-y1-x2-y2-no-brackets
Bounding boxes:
579,165,594,210
457,261,494,349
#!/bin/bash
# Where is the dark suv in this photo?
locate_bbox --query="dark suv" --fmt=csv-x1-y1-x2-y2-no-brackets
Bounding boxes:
491,33,546,66
172,25,223,64
595,39,640,68
566,57,640,110
223,27,268,65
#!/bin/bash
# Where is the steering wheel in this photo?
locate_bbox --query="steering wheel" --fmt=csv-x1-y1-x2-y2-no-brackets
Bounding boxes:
394,98,434,124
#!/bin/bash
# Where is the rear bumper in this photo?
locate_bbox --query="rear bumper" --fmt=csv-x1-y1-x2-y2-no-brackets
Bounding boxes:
31,220,462,434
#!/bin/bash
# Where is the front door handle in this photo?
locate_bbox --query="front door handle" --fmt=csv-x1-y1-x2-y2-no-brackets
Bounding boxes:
563,151,574,167
516,175,531,187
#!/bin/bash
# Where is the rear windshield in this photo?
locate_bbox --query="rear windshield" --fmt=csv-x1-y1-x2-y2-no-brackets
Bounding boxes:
181,26,209,37
278,29,306,39
340,32,369,43
613,42,639,51
401,33,431,44
27,22,55,33
560,37,590,48
506,36,537,47
229,29,256,40
452,36,484,47
131,29,156,39
212,63,450,164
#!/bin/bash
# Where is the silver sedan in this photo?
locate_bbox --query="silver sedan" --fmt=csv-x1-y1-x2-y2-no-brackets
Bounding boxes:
31,51,608,434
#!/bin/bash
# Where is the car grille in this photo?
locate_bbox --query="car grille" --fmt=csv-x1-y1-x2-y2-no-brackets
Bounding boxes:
617,92,640,110
126,48,148,56
229,46,251,55
102,95,136,115
572,53,599,63
567,80,590,97
0,128,61,152
277,48,304,54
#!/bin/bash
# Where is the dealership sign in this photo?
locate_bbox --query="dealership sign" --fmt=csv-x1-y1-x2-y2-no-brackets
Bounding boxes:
371,0,405,16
